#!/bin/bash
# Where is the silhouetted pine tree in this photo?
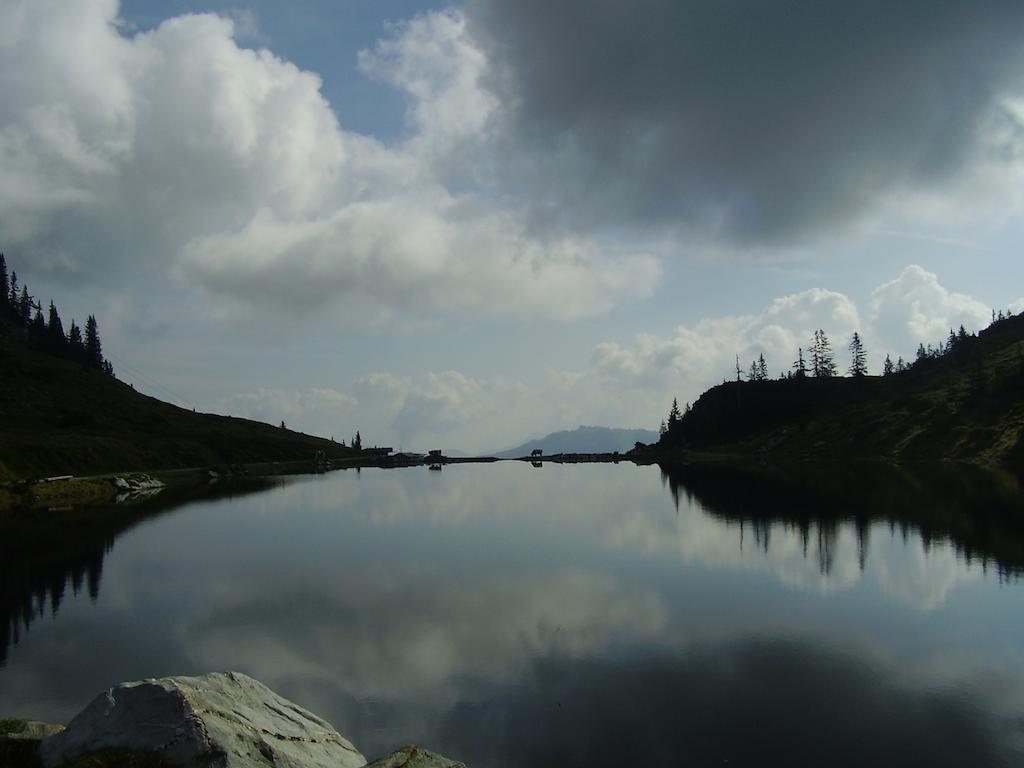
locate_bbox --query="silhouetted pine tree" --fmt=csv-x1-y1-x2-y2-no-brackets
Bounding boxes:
46,301,67,354
29,303,45,338
67,320,84,362
0,254,8,317
84,314,103,369
848,332,867,377
352,431,362,450
813,330,836,378
668,397,682,429
18,285,31,326
792,347,808,378
748,354,769,382
7,270,16,309
883,354,894,376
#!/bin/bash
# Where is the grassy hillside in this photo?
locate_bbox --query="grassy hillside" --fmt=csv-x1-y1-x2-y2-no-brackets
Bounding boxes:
650,314,1024,462
0,321,357,481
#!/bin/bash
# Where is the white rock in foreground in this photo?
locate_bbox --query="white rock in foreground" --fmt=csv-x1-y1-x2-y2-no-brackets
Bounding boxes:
39,671,366,768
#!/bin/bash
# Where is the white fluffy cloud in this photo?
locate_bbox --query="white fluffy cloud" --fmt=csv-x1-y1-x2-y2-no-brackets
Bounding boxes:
593,287,861,396
868,265,992,358
218,266,993,451
0,1,657,319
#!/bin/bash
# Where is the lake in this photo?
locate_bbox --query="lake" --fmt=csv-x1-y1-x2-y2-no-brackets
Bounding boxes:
2,461,1023,766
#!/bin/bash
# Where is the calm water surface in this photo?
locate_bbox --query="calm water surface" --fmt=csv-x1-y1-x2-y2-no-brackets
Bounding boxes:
2,461,1024,766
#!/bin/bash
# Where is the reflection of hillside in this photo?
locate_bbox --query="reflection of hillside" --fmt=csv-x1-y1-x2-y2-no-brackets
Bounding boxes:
0,477,281,666
661,462,1024,578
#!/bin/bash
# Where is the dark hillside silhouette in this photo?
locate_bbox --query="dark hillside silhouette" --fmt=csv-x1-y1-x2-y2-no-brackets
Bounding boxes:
651,313,1024,462
0,252,361,480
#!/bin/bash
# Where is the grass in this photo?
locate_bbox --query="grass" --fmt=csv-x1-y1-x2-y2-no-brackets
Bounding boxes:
1,719,168,768
1,719,27,735
0,320,360,482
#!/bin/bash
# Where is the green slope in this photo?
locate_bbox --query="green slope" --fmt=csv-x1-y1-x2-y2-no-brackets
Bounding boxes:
651,314,1024,462
0,322,357,481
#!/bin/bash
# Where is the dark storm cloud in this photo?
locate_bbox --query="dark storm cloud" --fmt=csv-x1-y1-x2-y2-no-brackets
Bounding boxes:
466,0,1024,243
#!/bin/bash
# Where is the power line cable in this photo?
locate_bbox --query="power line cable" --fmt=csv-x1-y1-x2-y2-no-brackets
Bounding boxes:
104,351,196,410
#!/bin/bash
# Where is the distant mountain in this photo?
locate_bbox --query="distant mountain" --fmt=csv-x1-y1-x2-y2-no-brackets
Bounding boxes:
494,426,659,458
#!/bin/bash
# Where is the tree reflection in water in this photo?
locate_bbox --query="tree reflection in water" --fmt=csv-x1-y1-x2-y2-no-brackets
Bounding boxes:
659,461,1024,580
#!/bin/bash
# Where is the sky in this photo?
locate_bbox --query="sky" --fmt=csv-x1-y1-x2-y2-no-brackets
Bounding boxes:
3,0,1024,453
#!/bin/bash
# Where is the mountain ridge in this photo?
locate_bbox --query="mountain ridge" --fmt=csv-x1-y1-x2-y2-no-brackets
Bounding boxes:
640,313,1024,463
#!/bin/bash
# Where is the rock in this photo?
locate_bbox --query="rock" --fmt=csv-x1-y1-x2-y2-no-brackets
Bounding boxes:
365,746,466,768
39,671,365,768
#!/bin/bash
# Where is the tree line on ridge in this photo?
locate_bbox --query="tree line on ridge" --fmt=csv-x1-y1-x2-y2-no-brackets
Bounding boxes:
0,253,113,375
659,315,1020,437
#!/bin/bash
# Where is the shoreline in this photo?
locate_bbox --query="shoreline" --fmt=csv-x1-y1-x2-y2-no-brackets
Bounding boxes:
0,455,505,513
3,446,1011,514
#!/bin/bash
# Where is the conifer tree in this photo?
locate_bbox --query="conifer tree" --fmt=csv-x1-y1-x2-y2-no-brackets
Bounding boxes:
85,314,103,369
848,332,867,377
8,271,18,309
749,354,768,382
68,320,84,361
668,397,682,428
47,300,66,354
30,303,45,337
883,354,894,376
793,348,808,378
0,253,8,316
813,330,836,377
18,285,31,326
353,431,362,450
